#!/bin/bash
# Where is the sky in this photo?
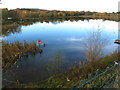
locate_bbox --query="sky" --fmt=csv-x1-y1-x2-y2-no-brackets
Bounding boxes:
0,0,120,12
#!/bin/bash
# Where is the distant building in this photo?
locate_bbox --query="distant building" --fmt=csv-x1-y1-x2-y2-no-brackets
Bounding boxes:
8,17,12,20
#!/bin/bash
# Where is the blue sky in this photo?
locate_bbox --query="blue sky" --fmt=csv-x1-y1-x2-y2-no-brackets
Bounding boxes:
0,0,120,12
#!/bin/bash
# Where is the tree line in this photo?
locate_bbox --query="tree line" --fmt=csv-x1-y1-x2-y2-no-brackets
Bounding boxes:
1,8,120,21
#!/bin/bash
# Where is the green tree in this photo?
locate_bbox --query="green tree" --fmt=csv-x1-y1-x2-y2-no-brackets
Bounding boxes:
2,8,9,20
8,10,20,20
58,12,64,17
70,11,75,16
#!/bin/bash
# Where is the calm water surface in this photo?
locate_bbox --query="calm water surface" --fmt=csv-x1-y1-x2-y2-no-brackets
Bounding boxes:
3,19,118,84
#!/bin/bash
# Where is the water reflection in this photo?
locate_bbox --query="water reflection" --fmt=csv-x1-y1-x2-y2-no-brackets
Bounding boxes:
2,19,118,85
2,25,22,36
46,52,66,74
2,17,94,36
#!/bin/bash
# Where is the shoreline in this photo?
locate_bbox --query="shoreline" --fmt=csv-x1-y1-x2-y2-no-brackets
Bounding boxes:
9,52,120,88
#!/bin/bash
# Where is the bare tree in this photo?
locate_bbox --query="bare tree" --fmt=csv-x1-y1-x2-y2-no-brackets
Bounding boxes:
84,26,108,63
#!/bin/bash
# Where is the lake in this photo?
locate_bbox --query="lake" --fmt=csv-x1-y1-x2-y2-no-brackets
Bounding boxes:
2,19,118,85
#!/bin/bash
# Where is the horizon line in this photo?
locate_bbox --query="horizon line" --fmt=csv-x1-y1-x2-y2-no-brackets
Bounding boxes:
2,8,118,13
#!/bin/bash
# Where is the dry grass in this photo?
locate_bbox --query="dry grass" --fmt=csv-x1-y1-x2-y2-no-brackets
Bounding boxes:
2,41,42,68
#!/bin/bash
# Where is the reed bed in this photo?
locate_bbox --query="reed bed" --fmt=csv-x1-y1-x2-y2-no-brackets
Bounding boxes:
2,41,42,68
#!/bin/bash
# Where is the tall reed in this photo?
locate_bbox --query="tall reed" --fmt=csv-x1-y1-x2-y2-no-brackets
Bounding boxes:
2,41,42,68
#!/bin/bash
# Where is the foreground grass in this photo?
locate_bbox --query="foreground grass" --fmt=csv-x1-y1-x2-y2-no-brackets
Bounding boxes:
14,52,120,88
2,41,42,69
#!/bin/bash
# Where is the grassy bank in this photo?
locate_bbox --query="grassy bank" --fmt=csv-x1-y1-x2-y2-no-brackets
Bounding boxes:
78,15,119,21
14,51,119,88
2,41,42,69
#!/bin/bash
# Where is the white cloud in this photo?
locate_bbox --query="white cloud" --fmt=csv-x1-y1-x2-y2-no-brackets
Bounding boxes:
57,37,84,42
66,37,83,41
0,0,119,12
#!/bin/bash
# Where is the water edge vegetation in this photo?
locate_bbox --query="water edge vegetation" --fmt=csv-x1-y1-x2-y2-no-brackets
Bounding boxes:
2,41,42,70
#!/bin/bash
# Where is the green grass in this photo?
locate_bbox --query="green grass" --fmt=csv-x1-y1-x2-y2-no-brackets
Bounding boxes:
13,52,119,88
